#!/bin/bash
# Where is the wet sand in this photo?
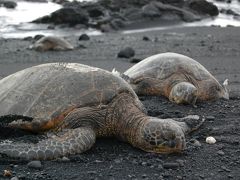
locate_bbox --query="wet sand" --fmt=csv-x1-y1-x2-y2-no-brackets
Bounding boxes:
0,26,240,179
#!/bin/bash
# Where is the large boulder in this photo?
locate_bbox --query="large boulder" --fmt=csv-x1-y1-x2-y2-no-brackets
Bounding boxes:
151,2,201,22
187,0,219,16
0,1,17,9
33,8,89,26
142,2,162,17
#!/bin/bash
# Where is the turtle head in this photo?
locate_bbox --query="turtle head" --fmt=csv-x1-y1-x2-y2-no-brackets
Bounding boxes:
138,117,186,154
200,79,229,101
169,82,198,106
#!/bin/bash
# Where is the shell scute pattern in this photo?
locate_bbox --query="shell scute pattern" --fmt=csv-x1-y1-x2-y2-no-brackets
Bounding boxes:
125,53,211,81
0,63,135,122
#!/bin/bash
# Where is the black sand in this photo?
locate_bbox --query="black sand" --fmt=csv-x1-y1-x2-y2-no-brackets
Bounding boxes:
0,26,240,179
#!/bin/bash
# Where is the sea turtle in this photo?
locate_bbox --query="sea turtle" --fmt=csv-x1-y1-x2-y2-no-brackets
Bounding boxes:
0,63,204,160
29,36,74,51
120,52,229,105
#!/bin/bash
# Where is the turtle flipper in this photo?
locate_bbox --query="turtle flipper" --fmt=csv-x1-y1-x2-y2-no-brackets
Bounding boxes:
0,127,95,160
7,118,53,133
172,115,205,133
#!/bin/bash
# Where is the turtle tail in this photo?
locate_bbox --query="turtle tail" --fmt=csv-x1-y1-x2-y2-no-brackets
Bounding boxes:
0,127,96,160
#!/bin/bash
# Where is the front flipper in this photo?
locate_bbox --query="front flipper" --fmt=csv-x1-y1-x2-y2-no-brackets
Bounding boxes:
0,127,95,160
172,115,205,133
169,82,198,106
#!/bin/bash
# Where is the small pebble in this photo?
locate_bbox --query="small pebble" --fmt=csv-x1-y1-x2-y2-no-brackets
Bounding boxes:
217,150,225,156
27,161,42,169
206,136,216,144
192,139,202,147
61,156,70,162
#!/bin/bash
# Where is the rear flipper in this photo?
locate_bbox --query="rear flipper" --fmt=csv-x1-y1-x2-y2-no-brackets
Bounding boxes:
0,127,96,160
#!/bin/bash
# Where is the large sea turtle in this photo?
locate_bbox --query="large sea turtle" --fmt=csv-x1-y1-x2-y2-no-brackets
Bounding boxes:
0,63,204,160
29,36,74,51
121,52,229,105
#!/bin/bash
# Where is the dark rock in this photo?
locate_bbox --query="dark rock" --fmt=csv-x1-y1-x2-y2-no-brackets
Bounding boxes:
220,9,239,16
87,7,104,18
110,18,126,29
163,162,179,169
79,34,90,41
0,1,17,9
117,47,135,58
130,58,142,63
142,2,162,17
187,0,219,16
34,34,45,41
27,161,42,169
143,36,150,41
23,36,33,41
33,8,89,26
77,44,87,49
123,7,143,21
152,2,201,22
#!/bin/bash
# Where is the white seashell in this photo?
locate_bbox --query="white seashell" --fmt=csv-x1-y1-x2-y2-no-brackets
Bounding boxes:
206,136,216,144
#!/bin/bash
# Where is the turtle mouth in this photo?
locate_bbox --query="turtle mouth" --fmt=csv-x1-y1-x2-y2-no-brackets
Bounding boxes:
141,140,186,154
154,142,185,154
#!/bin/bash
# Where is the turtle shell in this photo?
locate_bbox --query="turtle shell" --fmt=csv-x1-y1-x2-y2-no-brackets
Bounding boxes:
124,52,214,81
31,36,74,51
0,63,137,120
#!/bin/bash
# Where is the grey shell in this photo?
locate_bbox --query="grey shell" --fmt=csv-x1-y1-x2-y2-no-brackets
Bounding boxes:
124,52,214,81
0,63,137,120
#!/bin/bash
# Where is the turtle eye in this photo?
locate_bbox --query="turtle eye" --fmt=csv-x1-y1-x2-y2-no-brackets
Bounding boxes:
133,77,145,84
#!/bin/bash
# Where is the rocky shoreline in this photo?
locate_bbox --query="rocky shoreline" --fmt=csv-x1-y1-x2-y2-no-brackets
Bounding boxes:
32,0,219,32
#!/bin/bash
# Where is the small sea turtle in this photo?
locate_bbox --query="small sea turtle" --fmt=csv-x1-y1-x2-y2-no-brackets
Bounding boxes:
29,36,74,51
0,63,204,160
121,52,229,105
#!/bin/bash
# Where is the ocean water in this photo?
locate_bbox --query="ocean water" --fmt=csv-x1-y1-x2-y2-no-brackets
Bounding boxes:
0,0,101,38
0,0,240,38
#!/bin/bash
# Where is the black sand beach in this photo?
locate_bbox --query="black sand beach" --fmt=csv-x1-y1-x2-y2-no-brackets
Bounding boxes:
0,26,240,179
